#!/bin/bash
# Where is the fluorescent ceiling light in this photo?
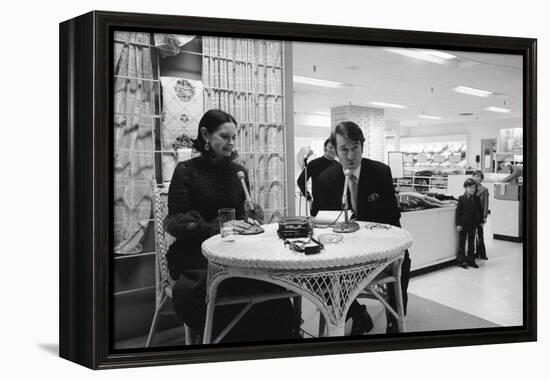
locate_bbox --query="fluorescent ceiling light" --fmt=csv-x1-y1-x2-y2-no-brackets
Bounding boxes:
383,48,452,64
370,101,408,109
293,75,343,88
297,111,331,116
417,49,456,60
418,114,442,120
485,106,511,113
453,85,493,97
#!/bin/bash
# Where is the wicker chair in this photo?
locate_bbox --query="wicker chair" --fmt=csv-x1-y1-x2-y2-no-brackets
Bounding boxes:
146,185,197,347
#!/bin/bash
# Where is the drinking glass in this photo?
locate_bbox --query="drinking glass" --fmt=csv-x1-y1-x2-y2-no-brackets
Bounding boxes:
218,208,236,242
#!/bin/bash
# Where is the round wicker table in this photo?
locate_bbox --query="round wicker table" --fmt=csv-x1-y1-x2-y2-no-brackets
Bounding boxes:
201,221,413,343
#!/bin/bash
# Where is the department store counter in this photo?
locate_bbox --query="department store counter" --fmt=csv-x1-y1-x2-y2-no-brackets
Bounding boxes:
400,206,458,272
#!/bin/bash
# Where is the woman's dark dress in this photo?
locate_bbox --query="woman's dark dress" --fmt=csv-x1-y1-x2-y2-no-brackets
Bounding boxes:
165,155,296,343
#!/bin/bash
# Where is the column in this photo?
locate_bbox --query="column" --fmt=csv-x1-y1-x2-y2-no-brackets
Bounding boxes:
331,105,385,163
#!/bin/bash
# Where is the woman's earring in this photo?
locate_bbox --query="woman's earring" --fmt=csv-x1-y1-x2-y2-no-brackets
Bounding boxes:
205,141,210,151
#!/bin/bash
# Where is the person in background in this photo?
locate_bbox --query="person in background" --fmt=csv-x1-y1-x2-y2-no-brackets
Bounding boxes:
316,121,410,335
456,178,483,269
165,109,297,343
472,170,489,260
296,138,338,216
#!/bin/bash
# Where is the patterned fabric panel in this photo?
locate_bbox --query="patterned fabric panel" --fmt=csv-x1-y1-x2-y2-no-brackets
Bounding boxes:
113,32,154,79
159,76,204,182
113,35,157,254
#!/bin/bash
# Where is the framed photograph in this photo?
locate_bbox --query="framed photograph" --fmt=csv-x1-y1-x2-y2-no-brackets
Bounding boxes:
59,10,536,369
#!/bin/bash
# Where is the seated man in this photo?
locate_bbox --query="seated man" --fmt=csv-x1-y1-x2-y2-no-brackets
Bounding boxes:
316,121,411,334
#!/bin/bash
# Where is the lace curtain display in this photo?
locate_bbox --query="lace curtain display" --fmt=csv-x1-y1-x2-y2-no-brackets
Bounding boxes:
113,32,158,254
159,76,204,182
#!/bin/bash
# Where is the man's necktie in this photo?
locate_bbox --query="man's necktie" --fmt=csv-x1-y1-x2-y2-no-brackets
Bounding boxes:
349,174,359,214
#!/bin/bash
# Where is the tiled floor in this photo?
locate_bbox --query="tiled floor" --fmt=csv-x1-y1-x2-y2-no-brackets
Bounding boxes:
408,215,523,327
299,215,523,337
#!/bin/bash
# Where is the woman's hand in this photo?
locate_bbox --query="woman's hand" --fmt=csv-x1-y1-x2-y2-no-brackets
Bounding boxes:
456,226,463,232
245,203,265,224
246,217,261,226
231,220,253,233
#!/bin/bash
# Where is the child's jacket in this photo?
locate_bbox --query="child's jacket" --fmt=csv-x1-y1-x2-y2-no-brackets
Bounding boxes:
455,194,483,231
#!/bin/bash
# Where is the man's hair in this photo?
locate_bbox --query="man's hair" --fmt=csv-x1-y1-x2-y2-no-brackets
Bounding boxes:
330,121,365,149
323,138,332,149
463,178,477,188
472,170,484,180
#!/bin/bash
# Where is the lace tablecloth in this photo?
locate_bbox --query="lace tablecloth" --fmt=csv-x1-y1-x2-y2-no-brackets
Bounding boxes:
202,222,412,270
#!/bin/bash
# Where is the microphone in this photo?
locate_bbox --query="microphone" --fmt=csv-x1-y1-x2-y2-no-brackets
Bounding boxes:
237,171,265,235
333,168,360,233
237,171,254,210
341,169,351,208
303,149,314,217
303,149,314,163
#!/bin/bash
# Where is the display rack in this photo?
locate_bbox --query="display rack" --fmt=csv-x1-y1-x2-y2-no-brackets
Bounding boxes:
112,32,162,342
112,33,290,342
395,174,448,194
113,32,160,262
202,36,287,223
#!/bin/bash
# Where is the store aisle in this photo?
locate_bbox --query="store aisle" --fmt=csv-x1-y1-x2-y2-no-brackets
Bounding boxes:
407,215,523,327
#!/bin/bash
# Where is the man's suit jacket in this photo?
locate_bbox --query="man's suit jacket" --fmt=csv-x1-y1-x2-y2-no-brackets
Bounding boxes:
315,158,401,227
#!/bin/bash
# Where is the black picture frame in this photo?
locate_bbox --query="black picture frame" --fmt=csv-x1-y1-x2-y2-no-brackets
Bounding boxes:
59,10,537,369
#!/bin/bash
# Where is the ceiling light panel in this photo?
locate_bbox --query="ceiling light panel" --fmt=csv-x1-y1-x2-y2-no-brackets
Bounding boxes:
417,49,456,60
369,101,408,109
418,114,443,120
485,106,511,113
453,85,493,97
383,48,448,64
293,75,343,88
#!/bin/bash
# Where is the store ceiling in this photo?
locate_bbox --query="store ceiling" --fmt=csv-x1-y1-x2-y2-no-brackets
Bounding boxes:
292,42,523,128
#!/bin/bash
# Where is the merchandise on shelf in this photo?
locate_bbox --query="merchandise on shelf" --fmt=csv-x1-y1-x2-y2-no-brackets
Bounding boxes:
202,36,287,221
397,191,457,212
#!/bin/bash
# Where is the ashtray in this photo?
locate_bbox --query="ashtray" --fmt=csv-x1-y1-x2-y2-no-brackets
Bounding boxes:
364,223,391,230
318,233,343,244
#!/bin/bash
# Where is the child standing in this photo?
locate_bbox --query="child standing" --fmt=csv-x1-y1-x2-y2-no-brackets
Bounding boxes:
472,170,489,260
456,178,483,269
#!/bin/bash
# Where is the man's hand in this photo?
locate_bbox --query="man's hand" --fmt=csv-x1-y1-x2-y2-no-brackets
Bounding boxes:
456,226,463,232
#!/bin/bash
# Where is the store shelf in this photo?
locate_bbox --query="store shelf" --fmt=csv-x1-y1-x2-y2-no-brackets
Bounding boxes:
203,55,283,68
395,173,449,193
204,86,283,97
114,251,156,260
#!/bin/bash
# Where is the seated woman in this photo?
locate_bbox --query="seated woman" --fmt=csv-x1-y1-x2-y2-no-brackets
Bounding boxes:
165,109,297,343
